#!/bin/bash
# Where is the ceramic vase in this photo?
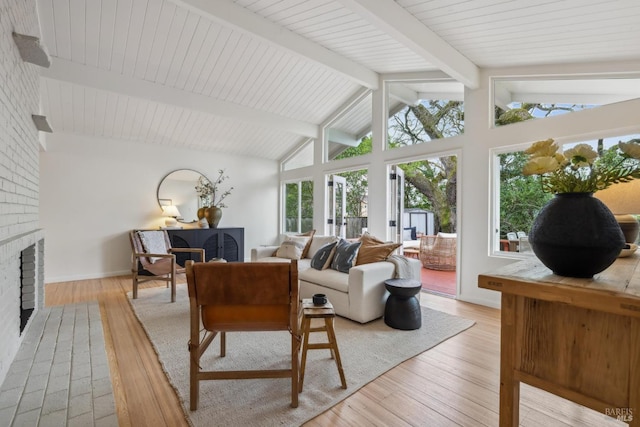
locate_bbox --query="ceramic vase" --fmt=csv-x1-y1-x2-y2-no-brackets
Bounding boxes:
197,207,206,220
528,192,624,278
204,206,223,228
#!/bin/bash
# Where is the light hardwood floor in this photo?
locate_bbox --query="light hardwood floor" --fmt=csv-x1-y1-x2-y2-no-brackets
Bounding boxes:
45,275,621,427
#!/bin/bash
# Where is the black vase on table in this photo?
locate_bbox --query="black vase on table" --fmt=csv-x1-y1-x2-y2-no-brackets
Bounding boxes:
528,192,625,278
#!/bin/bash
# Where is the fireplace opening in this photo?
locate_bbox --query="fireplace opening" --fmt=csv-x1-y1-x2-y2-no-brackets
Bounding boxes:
20,244,36,334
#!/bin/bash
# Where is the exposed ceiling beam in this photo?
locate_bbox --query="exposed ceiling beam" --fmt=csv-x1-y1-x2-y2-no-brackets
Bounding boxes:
389,85,419,106
337,0,479,89
40,57,319,138
327,128,359,147
169,0,379,90
417,92,464,102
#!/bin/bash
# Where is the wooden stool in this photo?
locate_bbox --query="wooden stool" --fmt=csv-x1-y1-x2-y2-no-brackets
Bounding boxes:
299,299,347,392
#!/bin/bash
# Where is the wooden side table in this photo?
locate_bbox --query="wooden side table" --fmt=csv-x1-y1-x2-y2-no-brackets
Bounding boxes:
299,299,347,392
479,255,640,426
384,278,422,330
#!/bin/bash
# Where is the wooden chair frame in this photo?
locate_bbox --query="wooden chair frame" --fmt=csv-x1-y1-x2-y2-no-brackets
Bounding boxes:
129,230,205,302
185,260,300,410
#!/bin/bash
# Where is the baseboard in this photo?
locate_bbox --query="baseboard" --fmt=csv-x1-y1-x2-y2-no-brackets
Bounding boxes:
45,269,130,284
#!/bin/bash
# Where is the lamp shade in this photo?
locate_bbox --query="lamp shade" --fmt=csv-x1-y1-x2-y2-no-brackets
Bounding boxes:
162,205,181,218
594,179,640,214
595,180,640,243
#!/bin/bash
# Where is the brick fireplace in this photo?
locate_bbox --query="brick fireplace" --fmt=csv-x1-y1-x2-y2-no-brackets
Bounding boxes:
0,231,45,383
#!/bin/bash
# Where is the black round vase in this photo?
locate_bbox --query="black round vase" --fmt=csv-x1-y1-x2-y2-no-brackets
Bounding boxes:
528,193,624,278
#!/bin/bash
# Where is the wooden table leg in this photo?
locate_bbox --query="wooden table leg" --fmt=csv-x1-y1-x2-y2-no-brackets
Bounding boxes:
500,294,520,427
325,317,347,389
299,316,311,393
630,318,639,426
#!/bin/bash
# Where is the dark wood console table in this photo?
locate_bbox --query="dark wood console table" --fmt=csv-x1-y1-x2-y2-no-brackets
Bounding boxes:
479,255,640,426
167,228,244,265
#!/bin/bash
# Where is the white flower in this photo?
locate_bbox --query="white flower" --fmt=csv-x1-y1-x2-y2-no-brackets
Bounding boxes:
564,144,598,168
523,156,560,176
524,138,558,158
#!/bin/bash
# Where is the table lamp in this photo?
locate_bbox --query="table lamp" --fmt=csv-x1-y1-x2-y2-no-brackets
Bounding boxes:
162,205,181,227
594,179,640,243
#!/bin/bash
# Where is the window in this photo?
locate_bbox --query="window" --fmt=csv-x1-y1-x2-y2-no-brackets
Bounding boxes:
326,92,372,161
283,139,313,171
493,77,640,127
387,81,464,150
327,170,368,239
284,180,313,234
494,132,640,254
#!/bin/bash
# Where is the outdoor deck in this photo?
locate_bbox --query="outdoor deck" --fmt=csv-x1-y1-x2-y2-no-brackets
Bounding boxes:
420,266,456,297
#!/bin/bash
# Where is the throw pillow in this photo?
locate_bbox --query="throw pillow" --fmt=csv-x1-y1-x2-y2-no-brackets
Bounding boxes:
356,242,402,265
310,241,338,270
276,235,310,260
296,229,316,258
359,232,385,246
403,227,417,240
306,235,339,258
330,239,362,273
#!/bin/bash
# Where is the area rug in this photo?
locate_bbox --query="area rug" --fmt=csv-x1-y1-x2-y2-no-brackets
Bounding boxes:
129,285,474,427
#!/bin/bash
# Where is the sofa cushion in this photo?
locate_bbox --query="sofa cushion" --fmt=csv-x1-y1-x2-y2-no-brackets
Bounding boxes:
330,239,362,273
299,268,349,293
356,242,401,265
310,241,337,270
307,235,339,258
255,257,312,272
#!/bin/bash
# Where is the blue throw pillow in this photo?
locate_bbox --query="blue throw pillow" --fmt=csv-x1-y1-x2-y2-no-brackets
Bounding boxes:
310,241,338,270
330,239,362,273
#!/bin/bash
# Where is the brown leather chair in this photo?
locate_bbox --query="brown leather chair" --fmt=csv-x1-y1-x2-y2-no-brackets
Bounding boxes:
185,260,300,409
129,230,204,302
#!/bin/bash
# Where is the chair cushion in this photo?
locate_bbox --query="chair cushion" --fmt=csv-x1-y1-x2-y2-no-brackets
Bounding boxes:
137,230,168,263
330,239,362,273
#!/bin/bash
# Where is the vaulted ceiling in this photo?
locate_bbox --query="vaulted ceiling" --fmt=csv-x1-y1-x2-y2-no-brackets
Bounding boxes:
36,0,640,160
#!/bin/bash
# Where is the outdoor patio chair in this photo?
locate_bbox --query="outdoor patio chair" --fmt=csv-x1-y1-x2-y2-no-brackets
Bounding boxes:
419,233,457,271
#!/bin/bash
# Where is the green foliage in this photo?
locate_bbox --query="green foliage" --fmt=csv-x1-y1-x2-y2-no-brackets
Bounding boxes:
499,152,552,238
333,138,371,218
334,136,372,159
285,180,314,233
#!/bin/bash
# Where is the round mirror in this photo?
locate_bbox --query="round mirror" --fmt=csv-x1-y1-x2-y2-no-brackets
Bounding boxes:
157,169,211,223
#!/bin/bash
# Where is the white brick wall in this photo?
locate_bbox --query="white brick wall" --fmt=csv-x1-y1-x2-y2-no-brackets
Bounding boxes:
0,0,44,386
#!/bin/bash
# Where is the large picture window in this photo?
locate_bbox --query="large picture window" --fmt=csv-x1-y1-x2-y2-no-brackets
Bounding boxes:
494,132,640,254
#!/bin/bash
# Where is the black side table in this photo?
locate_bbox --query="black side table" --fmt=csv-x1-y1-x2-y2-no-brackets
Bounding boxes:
384,278,422,330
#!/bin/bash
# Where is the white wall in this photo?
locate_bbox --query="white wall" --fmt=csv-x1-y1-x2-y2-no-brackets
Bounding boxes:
40,133,280,283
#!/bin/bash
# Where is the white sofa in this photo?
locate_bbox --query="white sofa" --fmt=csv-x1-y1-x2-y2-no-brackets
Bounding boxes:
251,238,421,323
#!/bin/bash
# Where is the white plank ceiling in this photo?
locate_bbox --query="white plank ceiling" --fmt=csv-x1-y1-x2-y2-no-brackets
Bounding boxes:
35,0,640,160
